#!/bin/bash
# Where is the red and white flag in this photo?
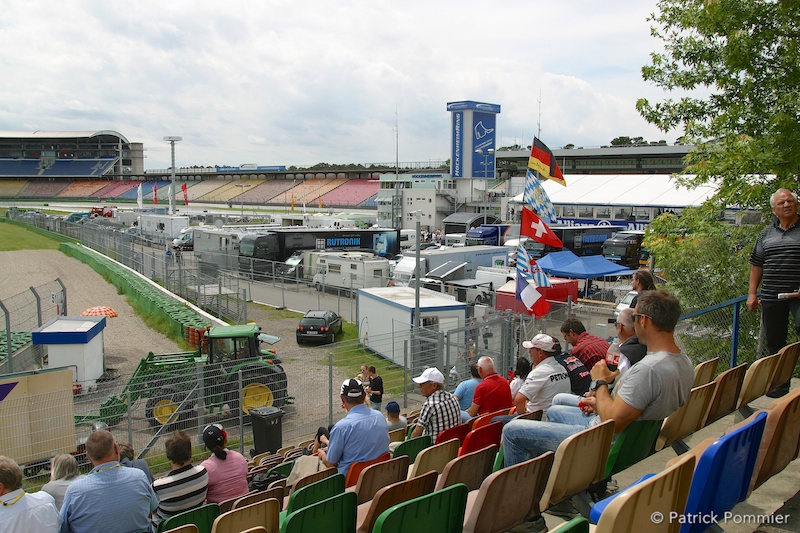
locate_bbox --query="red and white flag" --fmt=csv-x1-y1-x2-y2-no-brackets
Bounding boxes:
181,183,188,206
520,207,563,248
152,183,158,204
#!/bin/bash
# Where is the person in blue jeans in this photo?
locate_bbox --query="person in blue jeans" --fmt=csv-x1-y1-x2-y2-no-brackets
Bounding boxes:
503,290,694,469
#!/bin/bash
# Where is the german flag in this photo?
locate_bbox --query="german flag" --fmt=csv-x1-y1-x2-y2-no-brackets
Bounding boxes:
528,137,566,186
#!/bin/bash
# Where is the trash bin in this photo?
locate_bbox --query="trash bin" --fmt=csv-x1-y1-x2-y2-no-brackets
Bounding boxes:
250,406,284,455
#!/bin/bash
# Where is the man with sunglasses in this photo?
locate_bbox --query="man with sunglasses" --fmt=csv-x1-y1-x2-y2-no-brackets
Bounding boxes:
502,290,693,468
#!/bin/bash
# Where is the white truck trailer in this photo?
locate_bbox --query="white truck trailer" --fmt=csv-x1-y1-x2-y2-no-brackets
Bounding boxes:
391,245,509,287
310,251,390,294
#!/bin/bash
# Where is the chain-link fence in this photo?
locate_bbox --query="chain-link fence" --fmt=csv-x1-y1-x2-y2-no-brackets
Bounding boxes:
0,279,66,374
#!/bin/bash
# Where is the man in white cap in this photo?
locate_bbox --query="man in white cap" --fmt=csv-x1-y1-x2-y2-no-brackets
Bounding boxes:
517,334,571,416
318,379,389,476
410,368,462,440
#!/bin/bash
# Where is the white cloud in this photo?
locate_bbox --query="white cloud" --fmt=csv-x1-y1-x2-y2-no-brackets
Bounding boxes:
0,0,676,168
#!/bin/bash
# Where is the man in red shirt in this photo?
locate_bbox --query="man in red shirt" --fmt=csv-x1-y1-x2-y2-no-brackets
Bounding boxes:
560,318,609,369
466,356,513,417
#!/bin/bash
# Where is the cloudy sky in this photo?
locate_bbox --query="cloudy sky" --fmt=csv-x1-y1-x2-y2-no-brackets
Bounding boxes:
0,1,676,170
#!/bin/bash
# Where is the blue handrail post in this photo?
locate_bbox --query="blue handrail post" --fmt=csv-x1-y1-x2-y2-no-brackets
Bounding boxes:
731,301,741,368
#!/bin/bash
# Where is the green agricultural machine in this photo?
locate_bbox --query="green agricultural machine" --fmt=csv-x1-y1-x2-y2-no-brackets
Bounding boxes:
79,324,288,428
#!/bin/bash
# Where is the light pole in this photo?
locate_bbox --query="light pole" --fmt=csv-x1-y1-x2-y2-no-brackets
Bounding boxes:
475,148,494,178
163,136,182,215
409,210,422,329
235,183,252,220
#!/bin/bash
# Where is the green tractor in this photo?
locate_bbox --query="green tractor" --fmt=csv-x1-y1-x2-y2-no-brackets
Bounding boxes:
81,325,288,429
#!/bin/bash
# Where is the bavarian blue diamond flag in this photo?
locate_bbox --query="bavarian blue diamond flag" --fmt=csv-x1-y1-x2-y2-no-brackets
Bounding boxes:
523,168,557,224
516,244,550,316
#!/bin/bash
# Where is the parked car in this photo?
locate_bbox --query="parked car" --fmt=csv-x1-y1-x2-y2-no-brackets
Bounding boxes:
296,310,343,344
613,290,638,318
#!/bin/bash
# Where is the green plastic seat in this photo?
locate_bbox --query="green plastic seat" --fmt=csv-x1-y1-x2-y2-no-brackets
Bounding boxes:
372,482,468,533
392,434,432,464
280,491,357,533
279,472,345,525
604,419,663,479
267,461,294,478
156,502,219,533
492,444,504,473
548,516,589,532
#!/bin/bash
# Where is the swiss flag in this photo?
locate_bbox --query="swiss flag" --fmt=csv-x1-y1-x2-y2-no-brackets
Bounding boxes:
521,207,563,248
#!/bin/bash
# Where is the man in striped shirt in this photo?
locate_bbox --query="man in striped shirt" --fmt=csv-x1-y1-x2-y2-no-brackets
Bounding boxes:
152,431,208,528
748,188,800,397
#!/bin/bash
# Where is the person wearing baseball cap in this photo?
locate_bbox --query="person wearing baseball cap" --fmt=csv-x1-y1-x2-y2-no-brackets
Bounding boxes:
200,424,249,504
516,334,570,416
410,368,461,440
318,379,389,476
384,401,407,432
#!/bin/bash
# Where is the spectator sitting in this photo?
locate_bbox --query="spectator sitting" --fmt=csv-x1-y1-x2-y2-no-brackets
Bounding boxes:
453,364,481,422
41,454,84,511
200,424,249,504
466,356,513,418
560,318,609,369
152,430,208,528
118,442,154,483
60,430,157,533
515,334,570,416
0,455,60,532
318,379,390,476
410,368,462,440
616,307,648,372
509,357,532,399
385,401,408,432
554,339,592,396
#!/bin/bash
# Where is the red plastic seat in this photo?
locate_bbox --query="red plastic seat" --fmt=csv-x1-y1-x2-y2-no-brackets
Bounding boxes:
459,422,503,456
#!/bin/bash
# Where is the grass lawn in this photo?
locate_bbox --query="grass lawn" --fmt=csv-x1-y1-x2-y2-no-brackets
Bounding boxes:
0,220,60,251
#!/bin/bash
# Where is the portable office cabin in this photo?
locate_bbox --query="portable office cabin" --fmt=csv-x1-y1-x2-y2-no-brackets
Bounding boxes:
357,286,467,367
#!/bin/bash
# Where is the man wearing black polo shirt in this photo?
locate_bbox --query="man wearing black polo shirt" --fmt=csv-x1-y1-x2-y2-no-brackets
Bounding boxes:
748,188,800,397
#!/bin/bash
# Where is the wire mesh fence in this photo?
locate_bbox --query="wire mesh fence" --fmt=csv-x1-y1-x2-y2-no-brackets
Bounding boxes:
0,279,66,374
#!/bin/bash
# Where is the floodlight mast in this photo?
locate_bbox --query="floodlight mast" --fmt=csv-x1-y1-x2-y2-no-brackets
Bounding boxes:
163,136,182,215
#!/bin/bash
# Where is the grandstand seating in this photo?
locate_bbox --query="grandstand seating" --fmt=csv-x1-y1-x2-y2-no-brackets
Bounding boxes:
280,178,337,206
58,180,113,198
197,179,263,203
0,179,28,197
299,178,348,205
238,179,297,204
360,193,378,207
183,179,230,201
19,180,71,198
119,180,171,201
96,180,139,199
0,158,44,176
318,178,380,207
42,158,116,177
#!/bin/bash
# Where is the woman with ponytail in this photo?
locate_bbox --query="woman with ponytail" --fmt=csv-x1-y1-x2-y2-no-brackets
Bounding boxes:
200,424,248,503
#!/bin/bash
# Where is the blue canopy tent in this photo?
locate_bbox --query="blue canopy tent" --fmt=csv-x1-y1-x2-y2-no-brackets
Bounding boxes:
535,251,636,297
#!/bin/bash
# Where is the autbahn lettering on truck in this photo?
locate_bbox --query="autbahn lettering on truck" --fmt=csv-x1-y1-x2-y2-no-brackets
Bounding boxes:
238,228,400,279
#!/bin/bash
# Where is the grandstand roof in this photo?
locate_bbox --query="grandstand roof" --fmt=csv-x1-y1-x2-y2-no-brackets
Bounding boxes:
0,130,130,144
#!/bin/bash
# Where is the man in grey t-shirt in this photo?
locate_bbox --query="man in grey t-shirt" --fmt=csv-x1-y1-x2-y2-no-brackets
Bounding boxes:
503,290,694,466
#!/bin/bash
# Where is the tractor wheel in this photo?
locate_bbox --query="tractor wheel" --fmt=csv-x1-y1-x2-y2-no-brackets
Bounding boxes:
226,367,285,416
145,389,193,429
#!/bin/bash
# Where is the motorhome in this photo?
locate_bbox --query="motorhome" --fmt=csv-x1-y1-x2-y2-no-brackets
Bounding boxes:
310,251,390,294
391,245,508,287
602,230,646,269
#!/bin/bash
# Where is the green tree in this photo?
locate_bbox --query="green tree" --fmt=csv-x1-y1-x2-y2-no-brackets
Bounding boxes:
637,0,800,211
644,208,763,365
